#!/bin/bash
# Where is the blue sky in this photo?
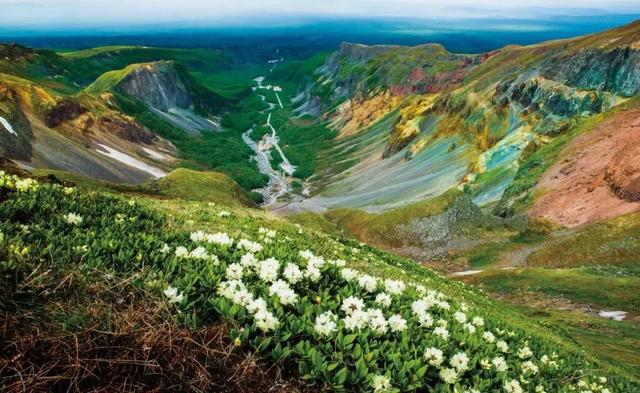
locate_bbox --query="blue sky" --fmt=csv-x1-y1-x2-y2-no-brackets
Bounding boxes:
1,0,638,29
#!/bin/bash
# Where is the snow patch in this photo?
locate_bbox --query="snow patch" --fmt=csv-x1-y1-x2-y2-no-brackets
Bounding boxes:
142,147,170,162
0,116,17,136
451,270,483,277
598,310,627,321
96,144,167,178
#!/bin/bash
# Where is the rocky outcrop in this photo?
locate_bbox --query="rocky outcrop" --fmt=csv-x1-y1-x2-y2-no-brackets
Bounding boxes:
45,99,88,128
117,62,192,112
542,47,640,96
605,143,640,202
99,116,156,145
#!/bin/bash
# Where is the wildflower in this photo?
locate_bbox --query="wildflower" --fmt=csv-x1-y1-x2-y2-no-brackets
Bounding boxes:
439,368,458,384
388,314,407,333
341,296,365,315
268,279,298,305
411,298,435,316
258,258,280,282
450,352,470,373
371,375,392,392
497,340,509,353
189,246,209,260
522,361,539,375
163,286,184,304
175,246,189,258
15,178,38,192
314,311,338,336
518,346,533,359
160,243,171,254
64,213,83,225
259,227,276,238
504,379,523,393
206,232,233,246
483,331,496,343
535,386,546,393
472,316,485,326
62,186,75,195
344,309,369,331
226,263,244,280
417,312,434,328
454,311,467,324
240,253,258,268
246,297,267,314
329,258,346,267
237,238,262,253
254,308,279,332
492,356,508,372
283,263,304,284
424,347,444,366
304,265,322,282
358,274,378,293
384,279,406,295
218,210,231,217
463,323,476,334
375,292,392,308
367,309,389,334
190,230,206,242
480,358,491,370
341,268,358,281
434,326,449,341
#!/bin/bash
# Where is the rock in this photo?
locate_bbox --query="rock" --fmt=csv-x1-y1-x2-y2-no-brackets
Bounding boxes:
117,62,192,112
605,143,640,202
45,99,88,128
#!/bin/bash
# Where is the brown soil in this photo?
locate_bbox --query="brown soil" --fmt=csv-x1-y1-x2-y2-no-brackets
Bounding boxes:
530,108,640,227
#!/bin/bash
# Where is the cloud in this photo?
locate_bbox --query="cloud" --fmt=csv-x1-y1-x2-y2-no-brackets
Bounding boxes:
0,0,637,28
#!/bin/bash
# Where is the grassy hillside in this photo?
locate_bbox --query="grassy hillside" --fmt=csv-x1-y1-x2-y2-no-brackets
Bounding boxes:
2,172,637,391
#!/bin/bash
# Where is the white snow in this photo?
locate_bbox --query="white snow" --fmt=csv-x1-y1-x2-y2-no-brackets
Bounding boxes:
142,147,170,162
96,144,167,178
0,116,17,136
598,311,628,321
451,270,483,276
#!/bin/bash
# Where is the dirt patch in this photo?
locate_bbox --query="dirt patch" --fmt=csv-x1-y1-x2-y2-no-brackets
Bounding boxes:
45,99,88,128
530,108,640,227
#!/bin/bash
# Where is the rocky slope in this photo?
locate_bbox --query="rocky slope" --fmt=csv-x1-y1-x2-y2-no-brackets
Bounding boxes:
294,20,640,221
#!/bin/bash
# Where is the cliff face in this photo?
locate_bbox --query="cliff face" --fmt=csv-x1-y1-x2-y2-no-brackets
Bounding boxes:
117,62,193,112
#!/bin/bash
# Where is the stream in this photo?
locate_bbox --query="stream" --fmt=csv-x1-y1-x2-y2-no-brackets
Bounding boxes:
242,59,298,206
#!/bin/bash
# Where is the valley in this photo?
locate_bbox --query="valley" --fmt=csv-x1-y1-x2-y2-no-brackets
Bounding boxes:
2,12,640,392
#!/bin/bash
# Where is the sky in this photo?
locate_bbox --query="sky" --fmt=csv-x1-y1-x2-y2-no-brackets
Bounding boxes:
1,0,638,29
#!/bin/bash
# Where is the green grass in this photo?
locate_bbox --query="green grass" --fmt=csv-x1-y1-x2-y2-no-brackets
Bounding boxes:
526,212,640,268
468,268,640,313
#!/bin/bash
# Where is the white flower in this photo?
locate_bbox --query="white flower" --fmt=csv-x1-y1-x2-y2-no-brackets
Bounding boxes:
492,356,508,372
472,316,485,326
299,249,315,260
226,263,244,280
375,292,392,308
439,368,458,384
504,379,523,393
480,358,491,370
175,246,189,258
450,352,470,373
160,243,171,254
190,231,206,242
329,258,346,267
314,311,338,336
463,323,476,334
237,238,262,253
64,213,83,225
189,246,209,260
246,297,267,315
497,340,509,353
358,274,378,293
434,326,449,341
232,287,254,306
268,279,298,305
522,360,539,375
454,311,467,324
341,296,365,315
424,347,444,366
344,309,369,331
259,227,276,238
371,375,392,392
483,331,496,343
518,346,533,359
218,210,231,217
163,286,184,304
367,309,388,335
240,253,258,268
411,298,435,316
254,308,279,332
417,312,434,328
304,265,322,282
258,258,280,282
388,314,407,333
15,178,38,192
535,385,546,393
341,268,358,281
62,186,75,195
206,232,233,246
283,263,304,284
384,279,406,295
